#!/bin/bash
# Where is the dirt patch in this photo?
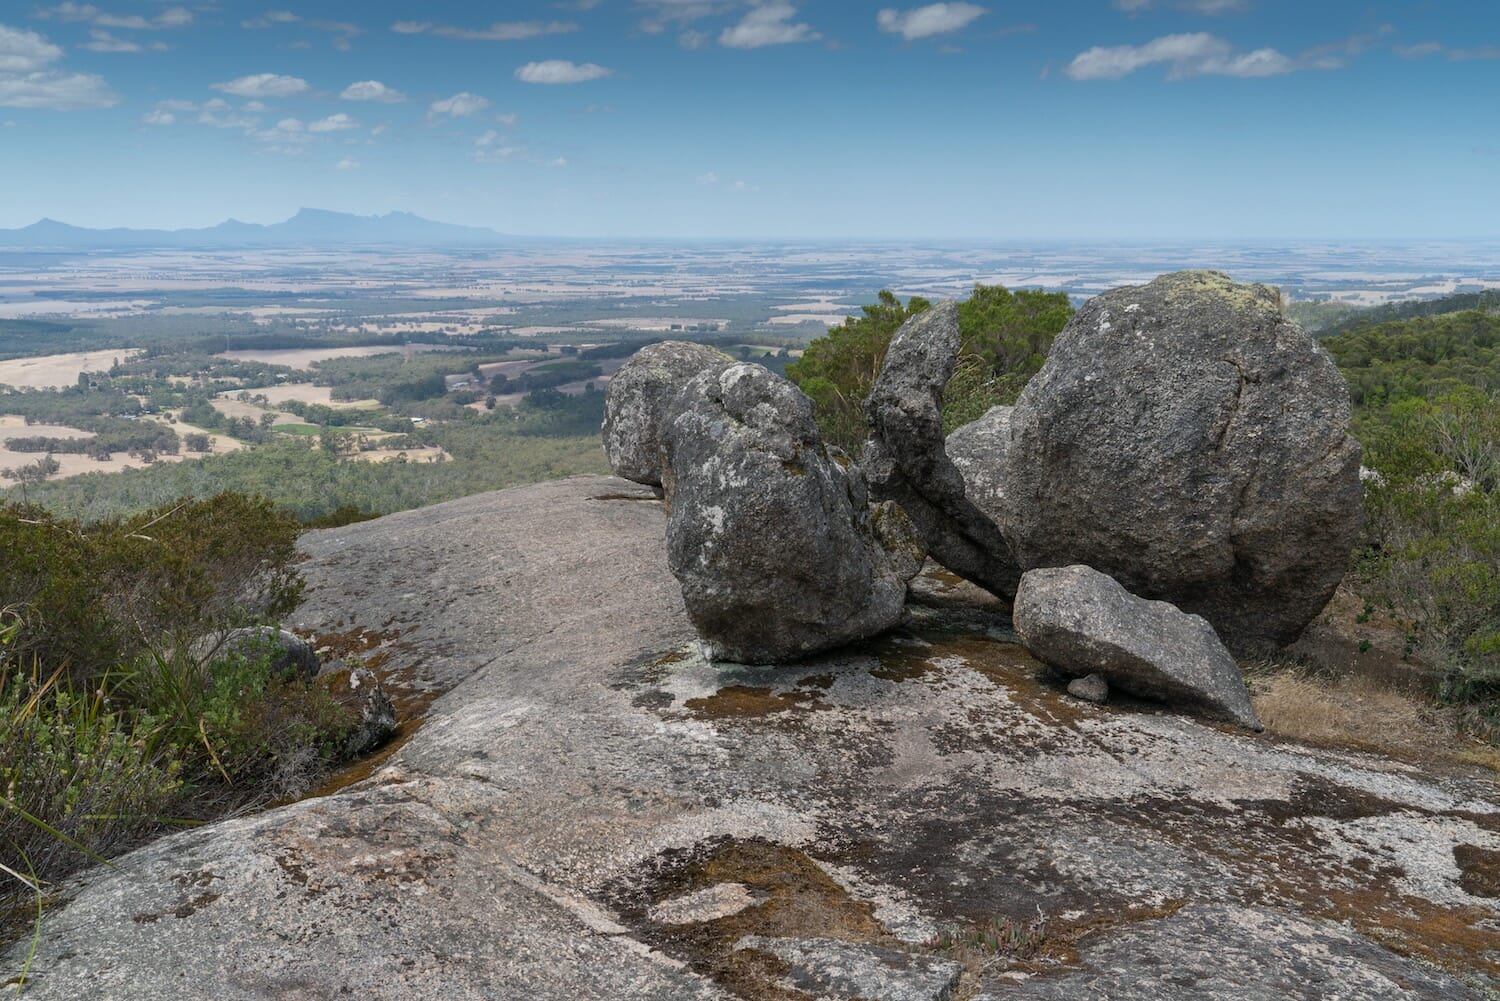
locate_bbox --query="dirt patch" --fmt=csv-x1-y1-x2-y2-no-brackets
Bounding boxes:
1454,844,1500,899
684,685,828,720
605,838,892,1001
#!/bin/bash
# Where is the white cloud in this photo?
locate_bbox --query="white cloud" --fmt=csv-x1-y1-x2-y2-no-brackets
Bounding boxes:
141,108,173,124
0,23,117,108
155,7,192,28
202,97,229,110
308,112,355,132
1066,32,1293,80
548,157,567,167
679,30,707,49
475,129,500,146
395,20,578,41
370,123,387,136
274,117,303,131
876,4,985,41
428,91,490,118
0,70,118,108
720,2,819,49
697,171,718,184
212,73,309,98
336,157,360,170
80,29,139,52
0,24,63,73
514,59,611,84
156,97,194,111
494,111,518,126
243,100,269,112
340,79,404,102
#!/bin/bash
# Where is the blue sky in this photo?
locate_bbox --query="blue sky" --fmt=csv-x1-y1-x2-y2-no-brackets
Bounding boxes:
0,1,1496,239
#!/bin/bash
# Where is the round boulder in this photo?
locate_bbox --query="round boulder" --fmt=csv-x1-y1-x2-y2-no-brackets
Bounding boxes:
663,362,911,663
601,341,734,487
1000,271,1361,653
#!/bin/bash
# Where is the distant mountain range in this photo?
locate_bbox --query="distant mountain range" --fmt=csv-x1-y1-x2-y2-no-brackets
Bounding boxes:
0,209,507,248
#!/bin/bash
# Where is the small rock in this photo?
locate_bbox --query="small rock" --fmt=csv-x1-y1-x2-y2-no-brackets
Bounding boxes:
648,883,760,925
1067,672,1109,704
324,665,398,757
202,625,320,682
1013,564,1262,731
735,936,963,1001
601,341,735,487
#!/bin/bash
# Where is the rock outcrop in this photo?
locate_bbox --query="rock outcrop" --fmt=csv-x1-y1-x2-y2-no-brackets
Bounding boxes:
944,404,1012,528
662,363,911,663
1000,271,1362,652
1013,564,1262,731
5,477,1494,1000
602,340,734,487
863,302,1021,598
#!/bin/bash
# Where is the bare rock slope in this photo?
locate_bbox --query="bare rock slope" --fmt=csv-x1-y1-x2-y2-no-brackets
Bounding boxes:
6,476,1497,1000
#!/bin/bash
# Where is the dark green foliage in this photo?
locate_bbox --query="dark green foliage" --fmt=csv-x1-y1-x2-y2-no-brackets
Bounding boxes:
785,290,933,452
1325,300,1500,689
1324,310,1500,413
1319,288,1500,339
785,285,1074,452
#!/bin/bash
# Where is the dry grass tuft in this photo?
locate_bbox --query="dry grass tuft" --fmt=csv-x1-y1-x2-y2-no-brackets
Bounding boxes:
1248,666,1500,771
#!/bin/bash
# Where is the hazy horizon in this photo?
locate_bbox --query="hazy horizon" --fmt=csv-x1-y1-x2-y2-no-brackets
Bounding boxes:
2,2,1498,242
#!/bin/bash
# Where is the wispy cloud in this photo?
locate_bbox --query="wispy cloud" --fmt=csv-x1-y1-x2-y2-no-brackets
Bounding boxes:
308,112,356,132
0,22,118,108
35,4,193,29
1396,41,1500,62
515,59,611,84
1115,0,1249,13
336,157,359,170
392,20,577,41
719,2,819,49
241,10,301,29
340,79,404,102
141,108,173,124
876,4,986,42
79,28,140,52
211,73,309,98
429,91,490,119
1067,32,1293,80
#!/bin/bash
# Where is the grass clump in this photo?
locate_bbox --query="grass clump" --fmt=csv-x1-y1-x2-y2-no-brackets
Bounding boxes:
925,909,1049,971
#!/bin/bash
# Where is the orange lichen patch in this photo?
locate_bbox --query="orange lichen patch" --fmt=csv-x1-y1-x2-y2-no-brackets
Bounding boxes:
310,626,406,672
606,838,892,1001
919,567,969,592
684,685,828,719
1322,890,1500,982
1454,844,1500,899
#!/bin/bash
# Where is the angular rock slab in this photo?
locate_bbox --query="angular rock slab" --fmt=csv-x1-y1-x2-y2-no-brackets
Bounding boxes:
602,340,734,487
1001,270,1362,653
735,936,963,1001
945,404,1013,528
1013,564,1262,731
863,302,1021,598
663,362,911,664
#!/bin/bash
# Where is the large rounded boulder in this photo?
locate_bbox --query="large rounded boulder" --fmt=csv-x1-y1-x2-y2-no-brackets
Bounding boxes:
662,362,912,663
1000,270,1362,653
601,341,734,487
